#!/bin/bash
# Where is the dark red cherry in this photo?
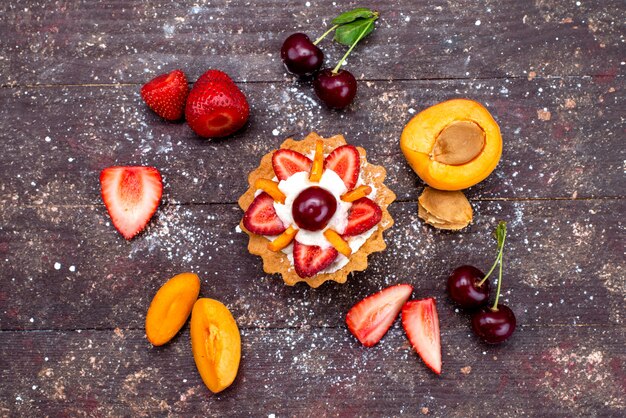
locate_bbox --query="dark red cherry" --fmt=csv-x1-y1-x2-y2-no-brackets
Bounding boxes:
447,265,490,309
313,68,357,109
281,33,324,76
292,186,337,231
471,304,516,344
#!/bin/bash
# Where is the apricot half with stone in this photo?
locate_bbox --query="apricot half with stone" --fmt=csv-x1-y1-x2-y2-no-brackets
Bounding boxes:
190,298,241,394
145,272,200,346
400,99,502,190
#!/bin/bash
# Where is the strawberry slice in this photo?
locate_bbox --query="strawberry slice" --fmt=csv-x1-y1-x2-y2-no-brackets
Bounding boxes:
343,197,382,236
243,192,286,235
402,298,442,375
293,241,338,278
140,69,189,121
272,149,312,181
346,284,413,347
100,166,163,240
324,145,360,190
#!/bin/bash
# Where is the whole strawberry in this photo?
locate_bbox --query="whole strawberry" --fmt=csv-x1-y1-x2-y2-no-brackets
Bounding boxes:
185,70,250,138
140,69,189,121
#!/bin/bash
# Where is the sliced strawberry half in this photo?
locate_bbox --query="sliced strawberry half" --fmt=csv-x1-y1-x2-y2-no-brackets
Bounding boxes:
324,145,360,190
100,166,163,240
272,149,312,181
140,69,189,121
293,241,338,278
343,197,382,236
402,298,442,375
346,284,413,347
243,192,286,235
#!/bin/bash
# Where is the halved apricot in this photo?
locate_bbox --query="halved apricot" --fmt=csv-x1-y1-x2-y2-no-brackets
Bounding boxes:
400,99,502,190
190,298,241,394
145,272,200,346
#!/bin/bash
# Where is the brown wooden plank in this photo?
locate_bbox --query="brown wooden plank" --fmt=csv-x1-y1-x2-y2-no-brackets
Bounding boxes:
1,199,623,331
1,0,623,86
1,326,624,416
0,76,623,207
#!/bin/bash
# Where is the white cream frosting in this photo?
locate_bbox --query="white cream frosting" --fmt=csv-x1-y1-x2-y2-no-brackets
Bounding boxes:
274,170,350,247
262,162,378,274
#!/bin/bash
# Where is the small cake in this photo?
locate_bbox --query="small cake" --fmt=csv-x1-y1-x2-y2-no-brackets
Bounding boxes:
238,132,395,288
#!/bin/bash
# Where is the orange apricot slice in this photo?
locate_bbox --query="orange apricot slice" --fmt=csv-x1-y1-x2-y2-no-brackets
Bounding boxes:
254,178,286,203
400,99,502,190
341,185,372,202
268,225,298,252
145,272,200,346
309,139,325,182
190,298,241,394
324,229,352,257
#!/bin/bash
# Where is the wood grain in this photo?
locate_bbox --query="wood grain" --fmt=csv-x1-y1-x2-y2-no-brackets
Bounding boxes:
0,0,623,86
0,76,623,207
1,200,623,331
0,0,624,416
1,326,624,416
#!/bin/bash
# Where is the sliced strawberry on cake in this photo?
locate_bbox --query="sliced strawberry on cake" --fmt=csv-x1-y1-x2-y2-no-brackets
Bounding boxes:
346,284,413,347
272,149,312,181
402,298,442,375
293,241,338,278
324,144,360,190
243,192,286,235
343,197,382,236
100,166,163,240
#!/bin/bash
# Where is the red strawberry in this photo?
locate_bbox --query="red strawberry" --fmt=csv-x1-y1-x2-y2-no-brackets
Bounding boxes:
402,298,442,375
195,69,237,86
100,166,163,240
293,241,338,278
324,145,360,190
346,284,413,347
272,149,313,181
343,197,382,236
140,69,189,121
185,69,249,138
243,192,286,235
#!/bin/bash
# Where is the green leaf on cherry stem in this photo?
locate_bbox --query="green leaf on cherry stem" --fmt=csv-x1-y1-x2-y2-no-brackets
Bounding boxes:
333,17,376,46
332,7,377,25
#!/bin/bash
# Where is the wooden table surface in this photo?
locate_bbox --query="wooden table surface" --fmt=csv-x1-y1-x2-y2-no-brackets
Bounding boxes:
1,1,624,416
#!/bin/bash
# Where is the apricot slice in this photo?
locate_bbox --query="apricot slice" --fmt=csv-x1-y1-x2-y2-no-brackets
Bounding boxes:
145,272,200,346
254,178,286,203
341,185,372,202
268,225,298,251
324,229,352,257
400,99,502,190
417,187,473,230
309,139,325,182
190,298,241,394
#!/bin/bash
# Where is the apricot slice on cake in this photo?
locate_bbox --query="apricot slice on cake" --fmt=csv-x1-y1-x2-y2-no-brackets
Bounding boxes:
145,272,200,346
400,99,502,190
190,298,241,394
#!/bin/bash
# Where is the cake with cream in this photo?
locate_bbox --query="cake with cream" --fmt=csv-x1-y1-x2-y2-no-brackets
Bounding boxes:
238,132,395,287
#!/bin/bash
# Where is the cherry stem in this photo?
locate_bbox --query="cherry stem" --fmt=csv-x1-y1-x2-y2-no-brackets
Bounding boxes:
492,246,504,310
313,25,338,45
477,222,507,287
332,19,374,74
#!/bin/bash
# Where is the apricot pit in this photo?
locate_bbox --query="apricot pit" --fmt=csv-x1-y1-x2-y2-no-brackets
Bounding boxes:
190,298,241,394
400,99,502,190
418,187,473,230
145,272,200,346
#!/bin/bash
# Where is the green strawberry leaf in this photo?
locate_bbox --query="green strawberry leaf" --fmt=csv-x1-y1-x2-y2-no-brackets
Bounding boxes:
332,7,376,25
333,17,376,46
